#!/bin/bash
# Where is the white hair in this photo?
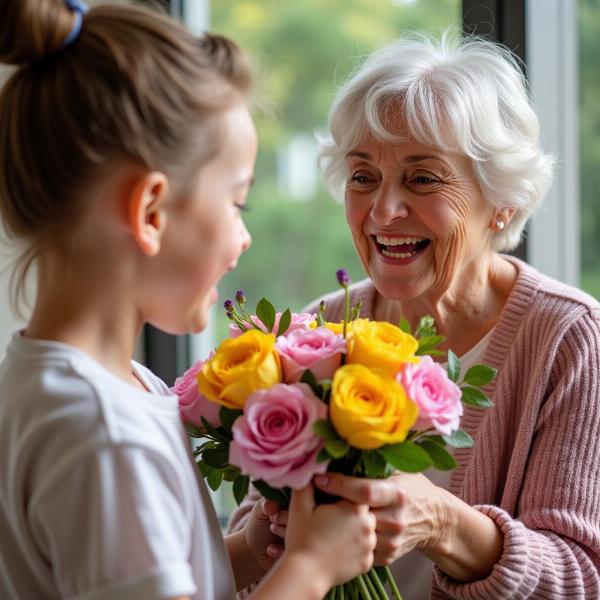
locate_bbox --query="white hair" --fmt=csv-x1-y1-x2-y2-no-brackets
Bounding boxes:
318,31,554,251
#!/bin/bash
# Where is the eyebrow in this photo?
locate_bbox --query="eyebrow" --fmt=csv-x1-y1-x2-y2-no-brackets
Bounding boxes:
345,151,449,166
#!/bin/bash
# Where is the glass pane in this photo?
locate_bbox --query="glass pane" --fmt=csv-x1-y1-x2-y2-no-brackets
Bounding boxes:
580,0,600,299
211,0,461,336
207,0,460,525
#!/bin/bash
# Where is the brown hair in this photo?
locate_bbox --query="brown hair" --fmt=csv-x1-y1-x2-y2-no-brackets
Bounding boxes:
0,0,252,313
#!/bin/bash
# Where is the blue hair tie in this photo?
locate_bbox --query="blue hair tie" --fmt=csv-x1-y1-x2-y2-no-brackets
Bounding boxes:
62,0,90,48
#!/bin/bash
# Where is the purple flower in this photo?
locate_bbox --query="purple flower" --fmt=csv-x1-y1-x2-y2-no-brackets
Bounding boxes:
229,383,329,488
224,299,235,312
229,312,316,338
276,327,347,383
336,269,351,287
235,289,247,304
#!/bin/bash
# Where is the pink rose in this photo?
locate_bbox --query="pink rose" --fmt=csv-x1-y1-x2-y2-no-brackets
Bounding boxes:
276,327,347,383
229,312,316,338
229,383,328,489
398,355,463,436
173,359,221,427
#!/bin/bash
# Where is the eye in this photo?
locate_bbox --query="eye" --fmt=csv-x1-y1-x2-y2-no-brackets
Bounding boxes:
349,171,376,184
235,203,249,213
411,174,439,185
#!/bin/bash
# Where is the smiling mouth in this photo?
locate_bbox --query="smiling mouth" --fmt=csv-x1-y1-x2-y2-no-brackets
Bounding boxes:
372,235,431,259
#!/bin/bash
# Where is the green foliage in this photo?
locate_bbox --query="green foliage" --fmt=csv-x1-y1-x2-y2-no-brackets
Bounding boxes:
460,386,494,408
442,429,474,448
446,350,460,382
255,298,276,332
463,365,497,387
379,441,432,472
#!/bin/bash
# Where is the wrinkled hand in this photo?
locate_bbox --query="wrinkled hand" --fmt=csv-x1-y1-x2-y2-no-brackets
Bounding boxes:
285,484,377,588
244,497,285,572
314,472,450,566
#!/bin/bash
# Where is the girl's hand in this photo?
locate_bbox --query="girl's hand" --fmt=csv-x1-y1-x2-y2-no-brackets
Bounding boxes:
314,472,449,566
244,498,285,572
285,483,377,589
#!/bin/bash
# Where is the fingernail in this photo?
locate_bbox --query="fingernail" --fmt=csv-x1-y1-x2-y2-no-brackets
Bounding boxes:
266,545,280,557
270,523,278,533
314,475,329,487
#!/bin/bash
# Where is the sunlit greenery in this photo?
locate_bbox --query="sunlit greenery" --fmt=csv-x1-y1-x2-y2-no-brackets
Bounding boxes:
210,0,460,337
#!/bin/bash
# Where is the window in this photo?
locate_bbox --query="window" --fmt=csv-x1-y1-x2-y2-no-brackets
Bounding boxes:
204,0,462,526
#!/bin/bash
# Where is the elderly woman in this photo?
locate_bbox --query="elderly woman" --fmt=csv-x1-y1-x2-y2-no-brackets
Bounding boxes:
230,33,600,599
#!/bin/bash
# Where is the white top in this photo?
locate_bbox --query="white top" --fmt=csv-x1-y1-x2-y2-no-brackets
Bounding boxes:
0,333,235,600
390,327,495,600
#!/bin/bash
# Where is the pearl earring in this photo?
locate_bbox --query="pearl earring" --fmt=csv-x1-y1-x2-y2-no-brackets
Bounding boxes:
495,220,505,231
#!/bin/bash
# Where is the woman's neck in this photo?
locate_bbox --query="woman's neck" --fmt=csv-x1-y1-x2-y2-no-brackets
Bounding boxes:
373,253,517,357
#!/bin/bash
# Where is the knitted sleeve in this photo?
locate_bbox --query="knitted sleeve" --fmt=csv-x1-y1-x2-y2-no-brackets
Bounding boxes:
433,307,600,599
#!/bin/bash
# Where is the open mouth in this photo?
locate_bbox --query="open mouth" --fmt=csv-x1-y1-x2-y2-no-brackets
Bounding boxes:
372,235,431,260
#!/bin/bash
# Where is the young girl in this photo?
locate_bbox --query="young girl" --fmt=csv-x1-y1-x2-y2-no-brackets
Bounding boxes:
0,2,376,599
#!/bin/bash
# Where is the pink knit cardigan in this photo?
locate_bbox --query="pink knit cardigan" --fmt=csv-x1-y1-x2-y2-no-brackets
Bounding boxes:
228,257,600,599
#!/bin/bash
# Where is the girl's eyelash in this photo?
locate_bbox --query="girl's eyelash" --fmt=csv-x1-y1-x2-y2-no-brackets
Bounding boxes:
236,203,249,212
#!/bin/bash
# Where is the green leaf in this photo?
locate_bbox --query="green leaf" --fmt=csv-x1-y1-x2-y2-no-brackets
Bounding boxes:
252,480,291,506
416,335,445,354
463,365,497,387
196,461,213,477
398,317,411,334
201,417,231,443
201,447,229,469
461,386,494,408
447,350,460,383
256,298,277,332
442,429,474,448
207,468,224,491
423,434,445,446
222,465,241,481
219,407,243,431
419,439,458,471
325,439,350,459
277,308,292,336
379,441,432,473
316,448,331,464
184,422,205,438
362,450,388,478
300,369,319,394
313,419,339,441
415,315,436,338
233,475,250,505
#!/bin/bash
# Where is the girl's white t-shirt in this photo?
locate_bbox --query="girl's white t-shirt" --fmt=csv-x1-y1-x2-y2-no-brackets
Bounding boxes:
0,333,235,600
390,327,495,600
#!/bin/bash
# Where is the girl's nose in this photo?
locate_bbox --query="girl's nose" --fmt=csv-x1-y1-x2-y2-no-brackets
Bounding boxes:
239,220,252,253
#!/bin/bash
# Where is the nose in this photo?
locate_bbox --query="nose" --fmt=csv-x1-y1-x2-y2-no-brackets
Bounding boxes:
239,220,252,253
369,182,410,226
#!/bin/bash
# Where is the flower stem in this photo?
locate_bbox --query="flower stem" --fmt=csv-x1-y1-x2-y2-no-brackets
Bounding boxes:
342,286,350,339
362,572,378,598
384,567,404,600
356,574,373,599
367,568,389,598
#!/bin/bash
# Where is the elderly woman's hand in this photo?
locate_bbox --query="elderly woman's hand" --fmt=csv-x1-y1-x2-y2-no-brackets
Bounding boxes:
314,472,449,565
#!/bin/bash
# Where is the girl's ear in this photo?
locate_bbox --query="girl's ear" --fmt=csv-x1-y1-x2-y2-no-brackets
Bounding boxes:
128,172,169,256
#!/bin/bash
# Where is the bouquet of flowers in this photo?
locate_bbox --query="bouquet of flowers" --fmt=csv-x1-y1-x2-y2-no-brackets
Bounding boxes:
174,269,495,600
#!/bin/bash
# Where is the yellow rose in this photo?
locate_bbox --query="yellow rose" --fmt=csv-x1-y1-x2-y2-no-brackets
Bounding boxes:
309,320,351,335
330,364,418,449
197,330,282,409
347,319,419,375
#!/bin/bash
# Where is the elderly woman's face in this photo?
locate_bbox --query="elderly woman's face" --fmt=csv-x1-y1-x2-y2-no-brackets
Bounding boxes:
344,136,494,301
